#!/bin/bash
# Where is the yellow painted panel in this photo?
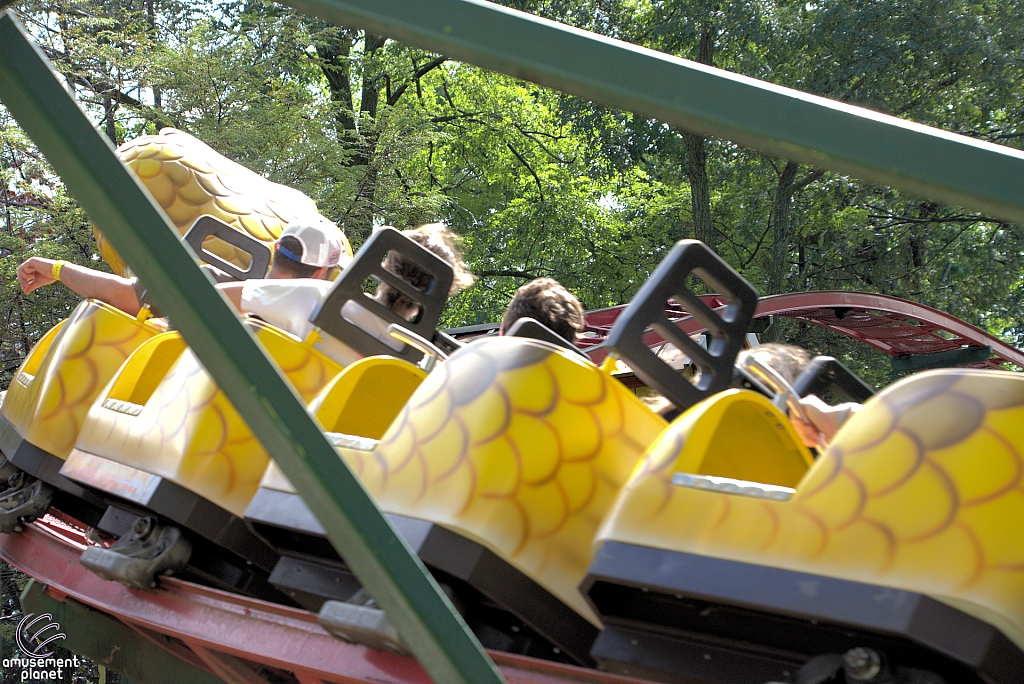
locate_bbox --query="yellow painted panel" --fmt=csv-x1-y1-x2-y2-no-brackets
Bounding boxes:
74,321,344,517
2,300,158,459
596,368,1024,651
1,319,68,434
311,357,427,440
366,337,668,624
97,129,352,277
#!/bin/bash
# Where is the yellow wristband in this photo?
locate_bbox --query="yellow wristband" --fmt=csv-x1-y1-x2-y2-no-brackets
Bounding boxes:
51,260,68,282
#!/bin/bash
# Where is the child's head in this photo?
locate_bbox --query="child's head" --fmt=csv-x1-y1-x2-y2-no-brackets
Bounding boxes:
376,223,475,319
737,342,812,385
501,278,585,343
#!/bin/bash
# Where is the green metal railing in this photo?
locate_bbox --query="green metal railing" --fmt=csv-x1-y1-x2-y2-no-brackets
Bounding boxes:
289,0,1024,226
2,0,1024,681
0,12,503,684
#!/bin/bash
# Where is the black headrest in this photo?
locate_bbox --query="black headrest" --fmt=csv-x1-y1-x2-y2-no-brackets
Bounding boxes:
311,227,454,364
183,215,272,281
600,240,758,411
793,356,874,403
505,317,588,358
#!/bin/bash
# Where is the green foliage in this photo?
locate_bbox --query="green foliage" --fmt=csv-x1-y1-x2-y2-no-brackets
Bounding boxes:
1,0,1023,386
0,112,103,387
0,1,1020,678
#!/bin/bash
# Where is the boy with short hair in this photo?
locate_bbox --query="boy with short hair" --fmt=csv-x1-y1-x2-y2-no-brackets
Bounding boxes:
500,277,585,344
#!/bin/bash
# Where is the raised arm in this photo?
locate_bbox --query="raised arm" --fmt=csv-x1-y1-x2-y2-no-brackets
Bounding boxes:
18,257,141,316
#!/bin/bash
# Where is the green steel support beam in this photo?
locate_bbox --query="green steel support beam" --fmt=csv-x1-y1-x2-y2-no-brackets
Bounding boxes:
0,13,503,684
20,580,223,684
890,344,993,372
284,0,1024,226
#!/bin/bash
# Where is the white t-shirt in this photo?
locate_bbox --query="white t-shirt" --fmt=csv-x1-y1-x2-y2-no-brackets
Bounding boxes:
239,279,406,359
240,278,333,340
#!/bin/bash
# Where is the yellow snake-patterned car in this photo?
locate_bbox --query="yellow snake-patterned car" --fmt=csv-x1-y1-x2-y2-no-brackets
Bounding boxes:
101,128,352,276
252,335,668,665
59,227,456,598
244,239,756,666
585,368,1024,684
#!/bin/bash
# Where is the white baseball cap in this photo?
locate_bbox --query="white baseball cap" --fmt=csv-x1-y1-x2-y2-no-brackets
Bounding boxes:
277,219,345,268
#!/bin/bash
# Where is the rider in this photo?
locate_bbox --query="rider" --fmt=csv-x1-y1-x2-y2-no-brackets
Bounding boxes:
18,220,474,342
216,219,345,338
16,217,346,319
499,277,585,343
219,222,475,342
737,343,862,447
19,255,154,316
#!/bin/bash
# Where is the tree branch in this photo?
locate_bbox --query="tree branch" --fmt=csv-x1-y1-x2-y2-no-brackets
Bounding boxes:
506,142,545,201
477,269,540,280
387,56,446,106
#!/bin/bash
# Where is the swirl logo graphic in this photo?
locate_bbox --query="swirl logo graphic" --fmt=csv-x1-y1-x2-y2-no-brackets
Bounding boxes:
15,613,66,658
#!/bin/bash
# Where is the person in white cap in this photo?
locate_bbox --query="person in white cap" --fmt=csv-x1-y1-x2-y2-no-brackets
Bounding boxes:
216,218,347,339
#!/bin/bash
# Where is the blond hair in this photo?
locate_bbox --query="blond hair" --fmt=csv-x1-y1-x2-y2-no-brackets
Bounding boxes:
737,343,812,385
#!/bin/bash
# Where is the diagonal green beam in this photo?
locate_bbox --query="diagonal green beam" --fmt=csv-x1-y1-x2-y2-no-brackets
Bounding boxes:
0,12,503,684
284,0,1024,226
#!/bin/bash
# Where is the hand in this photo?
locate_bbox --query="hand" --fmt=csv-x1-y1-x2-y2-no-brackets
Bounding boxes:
790,412,824,449
17,257,59,294
793,394,862,448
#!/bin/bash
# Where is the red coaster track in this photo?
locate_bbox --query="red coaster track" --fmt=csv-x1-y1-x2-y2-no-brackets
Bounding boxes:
2,515,654,684
579,291,1024,370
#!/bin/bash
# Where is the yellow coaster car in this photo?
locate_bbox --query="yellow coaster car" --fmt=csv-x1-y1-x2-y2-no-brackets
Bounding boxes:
97,127,352,278
0,124,350,533
250,334,670,663
0,300,161,525
583,368,1024,684
61,228,455,596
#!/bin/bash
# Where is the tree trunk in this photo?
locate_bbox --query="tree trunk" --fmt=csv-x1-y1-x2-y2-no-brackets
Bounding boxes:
315,30,357,144
146,0,163,114
359,34,386,124
103,96,117,144
685,132,713,247
683,25,715,249
767,161,800,295
345,34,387,241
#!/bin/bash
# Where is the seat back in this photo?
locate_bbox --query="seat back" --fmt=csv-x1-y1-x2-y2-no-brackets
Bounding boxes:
135,216,274,316
183,214,273,281
100,332,188,410
311,227,453,365
257,356,428,494
792,355,875,404
506,317,588,359
601,240,758,412
655,389,812,488
310,357,427,440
